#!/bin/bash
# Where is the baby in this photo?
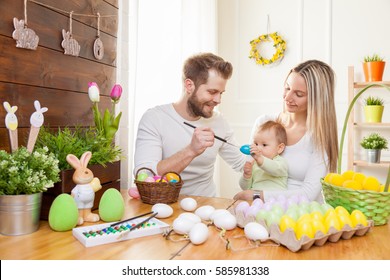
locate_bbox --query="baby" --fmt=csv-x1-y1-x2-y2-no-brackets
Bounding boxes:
238,120,288,191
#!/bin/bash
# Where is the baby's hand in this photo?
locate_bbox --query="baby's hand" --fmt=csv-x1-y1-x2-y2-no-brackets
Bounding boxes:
250,144,263,163
243,160,254,179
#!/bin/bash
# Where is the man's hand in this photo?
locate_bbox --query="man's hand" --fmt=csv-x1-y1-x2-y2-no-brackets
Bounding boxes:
188,126,215,156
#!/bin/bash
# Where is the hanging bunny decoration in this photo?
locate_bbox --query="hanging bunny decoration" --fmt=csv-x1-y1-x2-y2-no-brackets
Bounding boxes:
12,18,39,50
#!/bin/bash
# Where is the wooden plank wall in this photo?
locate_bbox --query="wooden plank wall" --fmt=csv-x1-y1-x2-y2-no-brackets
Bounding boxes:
0,0,118,152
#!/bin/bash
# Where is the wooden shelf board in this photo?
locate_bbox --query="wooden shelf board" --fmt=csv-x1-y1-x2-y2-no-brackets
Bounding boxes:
354,122,390,127
353,160,390,167
354,81,390,88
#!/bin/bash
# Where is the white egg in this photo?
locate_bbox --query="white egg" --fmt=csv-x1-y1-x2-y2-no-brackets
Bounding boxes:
180,197,197,212
251,198,264,208
209,209,230,222
244,222,269,240
194,205,215,221
178,212,201,224
213,213,237,230
172,217,196,234
151,203,173,218
189,223,209,245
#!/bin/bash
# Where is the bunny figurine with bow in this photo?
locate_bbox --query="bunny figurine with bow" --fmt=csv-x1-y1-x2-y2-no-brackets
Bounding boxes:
66,151,102,225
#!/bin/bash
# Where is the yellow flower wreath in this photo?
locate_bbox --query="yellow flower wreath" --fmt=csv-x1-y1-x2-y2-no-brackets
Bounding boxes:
249,32,286,66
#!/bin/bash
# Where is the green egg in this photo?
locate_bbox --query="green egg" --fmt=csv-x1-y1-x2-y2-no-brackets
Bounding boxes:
48,194,79,232
99,188,125,222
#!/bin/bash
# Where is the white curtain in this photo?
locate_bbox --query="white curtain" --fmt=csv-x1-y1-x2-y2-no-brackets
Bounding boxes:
118,0,218,189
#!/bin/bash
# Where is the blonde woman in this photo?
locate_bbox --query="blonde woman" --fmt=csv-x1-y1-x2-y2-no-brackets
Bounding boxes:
234,60,338,203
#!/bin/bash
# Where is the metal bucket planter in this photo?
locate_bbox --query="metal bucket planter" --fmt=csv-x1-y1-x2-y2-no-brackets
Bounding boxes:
366,149,381,163
0,193,42,236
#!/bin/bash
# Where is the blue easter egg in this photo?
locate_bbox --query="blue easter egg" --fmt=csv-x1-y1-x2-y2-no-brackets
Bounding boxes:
240,144,251,155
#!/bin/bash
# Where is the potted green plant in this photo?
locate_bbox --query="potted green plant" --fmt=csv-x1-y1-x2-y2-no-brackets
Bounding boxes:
360,132,388,163
363,54,386,82
0,147,60,235
363,96,385,123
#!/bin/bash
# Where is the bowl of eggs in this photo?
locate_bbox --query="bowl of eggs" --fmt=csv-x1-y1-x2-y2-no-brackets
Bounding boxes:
134,167,183,204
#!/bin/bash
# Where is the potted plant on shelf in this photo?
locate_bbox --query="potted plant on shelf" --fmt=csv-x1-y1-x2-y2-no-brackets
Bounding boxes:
363,54,386,82
363,96,385,123
0,147,60,235
360,132,388,163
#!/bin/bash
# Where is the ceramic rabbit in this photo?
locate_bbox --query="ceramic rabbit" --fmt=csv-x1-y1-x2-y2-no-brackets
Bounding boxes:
66,151,102,225
12,17,39,50
61,29,80,56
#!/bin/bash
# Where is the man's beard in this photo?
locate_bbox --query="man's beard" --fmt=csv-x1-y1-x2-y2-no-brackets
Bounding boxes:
187,93,214,118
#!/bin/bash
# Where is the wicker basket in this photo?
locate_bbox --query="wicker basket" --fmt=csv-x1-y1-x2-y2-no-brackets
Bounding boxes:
134,167,183,204
322,83,390,226
322,179,390,226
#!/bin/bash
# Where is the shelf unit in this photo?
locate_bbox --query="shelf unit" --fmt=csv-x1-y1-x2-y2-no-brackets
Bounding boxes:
347,66,390,170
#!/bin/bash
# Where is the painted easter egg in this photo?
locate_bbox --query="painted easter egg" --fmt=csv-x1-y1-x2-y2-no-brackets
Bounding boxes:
166,173,180,182
99,188,125,222
48,193,78,232
240,144,251,155
136,172,148,181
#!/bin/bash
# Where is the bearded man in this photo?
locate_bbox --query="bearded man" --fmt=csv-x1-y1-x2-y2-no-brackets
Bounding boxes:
134,53,246,196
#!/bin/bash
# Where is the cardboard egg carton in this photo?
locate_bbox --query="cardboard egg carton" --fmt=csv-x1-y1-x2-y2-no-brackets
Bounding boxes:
229,207,374,252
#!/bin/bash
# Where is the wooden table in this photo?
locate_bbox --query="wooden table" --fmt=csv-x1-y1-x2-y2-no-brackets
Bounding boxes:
1,192,389,260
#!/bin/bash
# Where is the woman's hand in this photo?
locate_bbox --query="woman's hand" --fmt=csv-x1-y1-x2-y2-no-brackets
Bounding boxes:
233,189,255,201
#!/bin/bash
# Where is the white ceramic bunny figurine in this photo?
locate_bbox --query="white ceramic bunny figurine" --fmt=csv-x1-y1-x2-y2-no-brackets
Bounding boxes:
66,151,102,225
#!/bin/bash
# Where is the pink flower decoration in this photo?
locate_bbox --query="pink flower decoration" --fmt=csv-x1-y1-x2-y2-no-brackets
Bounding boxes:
110,84,122,102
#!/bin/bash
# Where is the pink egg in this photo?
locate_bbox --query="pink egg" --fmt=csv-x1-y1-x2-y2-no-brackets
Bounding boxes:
245,204,261,217
144,177,155,182
235,201,250,214
252,198,264,208
128,187,140,199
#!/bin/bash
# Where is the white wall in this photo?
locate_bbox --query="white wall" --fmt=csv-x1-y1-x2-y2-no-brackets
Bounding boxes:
217,0,390,198
118,0,390,195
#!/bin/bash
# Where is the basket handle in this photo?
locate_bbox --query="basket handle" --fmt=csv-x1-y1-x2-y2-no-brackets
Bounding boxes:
385,164,390,192
135,167,156,179
160,171,182,184
337,83,390,173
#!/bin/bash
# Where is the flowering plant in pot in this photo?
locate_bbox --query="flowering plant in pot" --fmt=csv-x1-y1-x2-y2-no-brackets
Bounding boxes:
0,146,60,235
360,132,388,163
362,54,386,82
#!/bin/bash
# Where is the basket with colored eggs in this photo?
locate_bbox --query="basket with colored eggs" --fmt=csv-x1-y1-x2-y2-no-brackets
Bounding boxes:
230,195,373,252
134,167,183,205
321,169,390,226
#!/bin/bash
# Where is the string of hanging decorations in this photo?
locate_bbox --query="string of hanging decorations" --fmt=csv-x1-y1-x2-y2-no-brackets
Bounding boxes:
12,0,117,60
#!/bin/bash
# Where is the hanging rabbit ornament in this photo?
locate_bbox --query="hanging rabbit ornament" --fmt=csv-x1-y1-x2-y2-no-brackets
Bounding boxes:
12,0,39,50
3,102,19,152
61,11,80,56
27,100,48,153
93,12,104,60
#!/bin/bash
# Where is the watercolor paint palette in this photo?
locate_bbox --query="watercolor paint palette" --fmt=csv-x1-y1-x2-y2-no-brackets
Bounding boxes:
72,217,170,247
